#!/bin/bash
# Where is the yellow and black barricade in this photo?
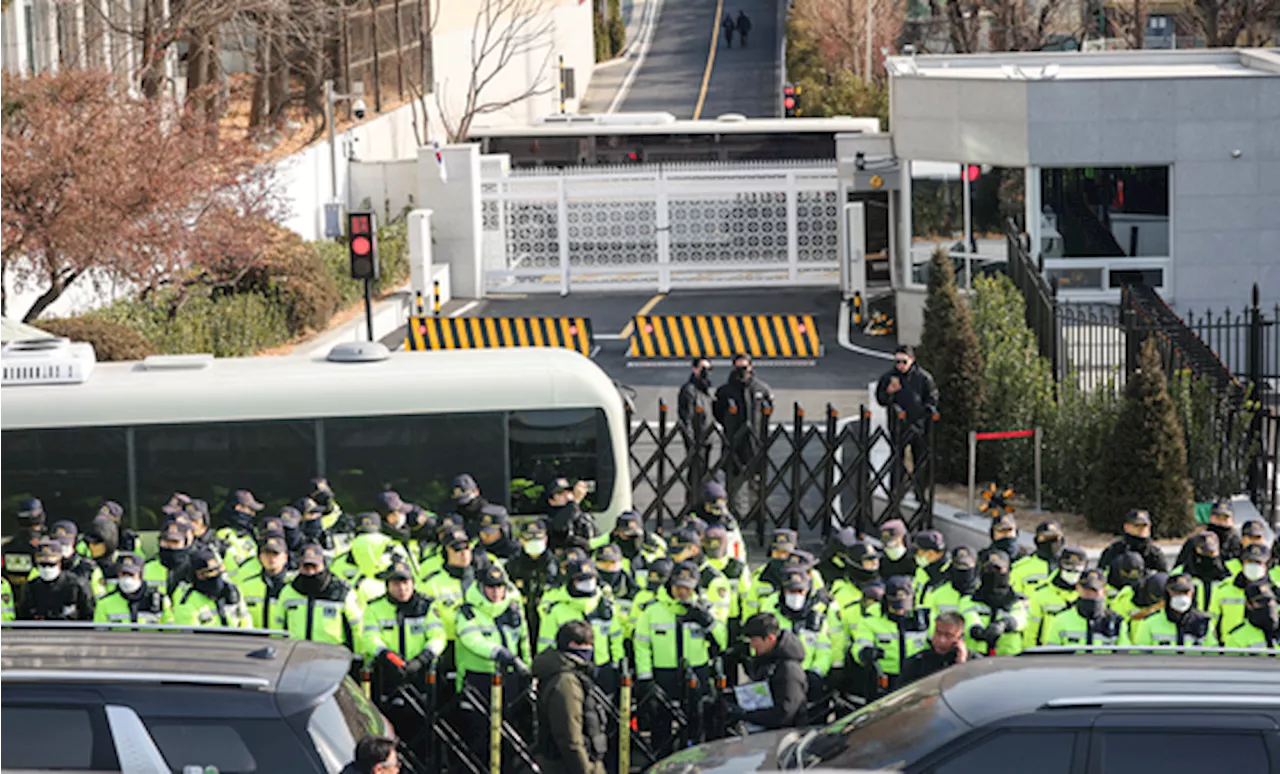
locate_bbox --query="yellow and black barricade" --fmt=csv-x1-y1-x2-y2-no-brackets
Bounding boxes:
405,316,595,357
629,314,821,360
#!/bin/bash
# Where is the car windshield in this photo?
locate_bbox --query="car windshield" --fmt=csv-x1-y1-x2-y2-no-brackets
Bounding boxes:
797,680,968,770
307,677,391,773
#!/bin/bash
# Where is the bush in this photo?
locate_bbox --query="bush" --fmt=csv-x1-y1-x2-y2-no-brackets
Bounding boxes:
594,14,610,62
1170,370,1259,501
93,290,291,358
34,316,157,361
608,16,626,57
1085,337,1195,538
249,225,340,335
917,249,985,483
323,217,411,307
969,274,1055,490
1041,379,1120,515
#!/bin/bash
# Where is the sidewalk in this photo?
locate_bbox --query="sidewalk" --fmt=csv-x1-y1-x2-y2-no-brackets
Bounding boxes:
579,0,660,113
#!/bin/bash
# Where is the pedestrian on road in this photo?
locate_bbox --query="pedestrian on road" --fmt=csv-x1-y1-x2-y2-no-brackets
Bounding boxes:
875,344,938,501
721,13,735,48
736,11,752,47
678,357,716,492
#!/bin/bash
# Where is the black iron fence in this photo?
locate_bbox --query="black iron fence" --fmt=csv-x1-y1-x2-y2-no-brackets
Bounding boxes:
626,401,937,547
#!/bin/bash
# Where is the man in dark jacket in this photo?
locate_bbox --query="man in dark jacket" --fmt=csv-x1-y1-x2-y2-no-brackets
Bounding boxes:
340,735,398,774
534,620,608,774
18,540,95,621
678,357,716,490
452,473,512,540
875,345,938,499
735,10,752,46
730,613,807,730
713,354,774,516
901,610,970,685
1098,509,1168,576
720,12,735,48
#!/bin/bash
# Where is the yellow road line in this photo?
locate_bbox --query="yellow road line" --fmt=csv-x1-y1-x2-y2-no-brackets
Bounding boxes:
692,0,724,120
619,293,667,338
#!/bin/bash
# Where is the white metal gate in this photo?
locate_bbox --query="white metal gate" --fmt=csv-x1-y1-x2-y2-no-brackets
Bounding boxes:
481,160,841,293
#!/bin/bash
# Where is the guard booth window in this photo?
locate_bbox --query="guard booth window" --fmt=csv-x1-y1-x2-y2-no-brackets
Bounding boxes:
0,426,128,536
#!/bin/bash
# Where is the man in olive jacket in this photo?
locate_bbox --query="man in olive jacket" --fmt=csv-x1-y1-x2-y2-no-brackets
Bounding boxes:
534,620,609,774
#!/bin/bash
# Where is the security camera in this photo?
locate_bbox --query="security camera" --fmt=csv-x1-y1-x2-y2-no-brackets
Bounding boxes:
352,99,367,120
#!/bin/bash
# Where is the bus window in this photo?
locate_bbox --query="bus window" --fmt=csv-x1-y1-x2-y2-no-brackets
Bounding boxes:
508,409,614,514
1,426,129,535
323,412,508,514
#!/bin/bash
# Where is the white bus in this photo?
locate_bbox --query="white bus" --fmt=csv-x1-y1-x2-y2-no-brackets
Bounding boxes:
1,340,630,534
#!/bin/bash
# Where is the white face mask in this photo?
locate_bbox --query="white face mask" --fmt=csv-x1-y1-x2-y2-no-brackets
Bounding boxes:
1244,563,1267,582
1170,594,1193,613
783,592,807,611
118,576,143,595
574,579,598,595
60,544,74,558
915,553,931,568
1059,570,1082,586
637,571,650,587
884,544,906,561
524,540,546,557
38,565,61,582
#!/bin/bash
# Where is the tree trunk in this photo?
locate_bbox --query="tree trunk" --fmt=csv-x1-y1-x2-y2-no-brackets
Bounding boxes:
206,25,225,122
248,14,272,128
23,269,84,323
186,26,209,110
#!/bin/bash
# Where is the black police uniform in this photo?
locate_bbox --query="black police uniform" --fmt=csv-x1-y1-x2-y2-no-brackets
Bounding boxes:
19,564,95,621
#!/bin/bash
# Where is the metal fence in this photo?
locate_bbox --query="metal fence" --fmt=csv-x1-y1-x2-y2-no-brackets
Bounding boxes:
626,401,937,546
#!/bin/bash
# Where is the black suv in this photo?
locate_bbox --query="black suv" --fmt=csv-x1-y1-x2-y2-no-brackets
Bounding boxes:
1,623,398,773
649,651,1280,774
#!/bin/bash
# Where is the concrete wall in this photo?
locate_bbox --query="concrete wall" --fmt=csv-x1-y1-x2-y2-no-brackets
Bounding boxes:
891,78,1030,167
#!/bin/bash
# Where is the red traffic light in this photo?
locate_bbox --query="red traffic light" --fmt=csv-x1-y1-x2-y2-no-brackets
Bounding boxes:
784,86,795,96
351,235,373,257
965,164,981,182
784,97,796,110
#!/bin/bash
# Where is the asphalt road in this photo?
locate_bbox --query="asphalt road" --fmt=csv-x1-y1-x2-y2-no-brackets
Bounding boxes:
617,0,781,118
386,288,894,418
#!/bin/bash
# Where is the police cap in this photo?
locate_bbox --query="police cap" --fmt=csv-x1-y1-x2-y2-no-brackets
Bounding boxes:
647,557,675,585
185,499,210,523
669,527,701,552
277,506,302,529
356,512,382,534
229,489,264,512
1211,500,1234,519
452,474,480,504
191,546,223,578
860,579,886,602
913,530,945,552
1242,520,1268,539
299,543,327,569
703,525,728,552
741,613,779,640
159,520,193,543
480,565,507,588
786,549,816,571
596,543,623,563
35,539,61,563
770,529,798,552
1242,543,1269,563
444,529,471,551
849,541,881,563
1035,520,1065,540
259,515,286,537
161,492,192,516
879,519,908,541
1125,508,1152,527
1059,547,1087,572
669,561,700,589
259,534,288,555
990,513,1018,533
833,527,859,551
96,500,125,522
567,559,598,582
522,520,548,539
116,552,144,576
1166,573,1195,595
1245,580,1277,604
563,547,589,566
1079,568,1106,591
884,575,913,602
701,481,728,502
385,559,415,581
951,546,978,570
374,491,405,514
782,567,811,591
480,510,510,531
1113,550,1145,573
50,520,78,546
680,516,708,537
295,497,325,517
613,511,643,537
1192,531,1221,557
547,477,573,496
982,550,1011,574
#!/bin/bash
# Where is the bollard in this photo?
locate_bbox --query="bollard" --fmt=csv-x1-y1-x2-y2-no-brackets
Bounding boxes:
415,290,425,317
853,291,863,325
489,673,503,774
619,669,633,774
433,280,442,316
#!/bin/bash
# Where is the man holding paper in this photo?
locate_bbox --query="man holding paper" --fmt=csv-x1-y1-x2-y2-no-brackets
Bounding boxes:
727,613,809,730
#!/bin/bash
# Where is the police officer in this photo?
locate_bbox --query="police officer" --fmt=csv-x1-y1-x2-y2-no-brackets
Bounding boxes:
877,519,915,580
633,561,726,756
1174,531,1231,620
730,613,808,731
816,527,858,585
375,492,421,572
457,564,533,757
1176,500,1243,568
1223,580,1280,650
82,514,122,590
629,557,674,632
364,559,442,694
743,529,799,618
3,497,47,596
1,577,15,622
308,477,346,534
669,527,733,624
1230,520,1270,576
275,505,306,557
507,521,557,631
172,546,251,628
703,526,750,629
1098,508,1168,575
94,553,172,625
1208,542,1270,641
332,513,400,591
538,560,625,698
95,500,139,555
1011,519,1066,594
216,490,264,575
275,543,381,659
596,543,640,619
18,540,95,620
546,477,596,553
1132,573,1216,646
239,534,294,629
760,567,839,689
296,497,336,553
47,520,105,597
420,529,480,676
983,513,1027,565
678,358,715,489
1024,546,1087,647
853,575,931,695
609,511,656,581
1105,550,1146,621
691,481,746,559
144,519,194,596
452,473,511,540
1125,571,1169,640
475,509,521,569
414,514,466,582
921,546,980,617
1042,569,1129,648
912,530,949,605
961,551,1029,656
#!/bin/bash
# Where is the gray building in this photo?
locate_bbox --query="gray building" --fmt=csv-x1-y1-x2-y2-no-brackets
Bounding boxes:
880,48,1280,340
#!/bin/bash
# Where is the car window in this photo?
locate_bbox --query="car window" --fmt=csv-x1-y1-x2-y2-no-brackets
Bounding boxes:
307,678,390,773
148,724,257,772
1099,731,1270,774
1,706,112,771
928,731,1076,774
799,681,968,770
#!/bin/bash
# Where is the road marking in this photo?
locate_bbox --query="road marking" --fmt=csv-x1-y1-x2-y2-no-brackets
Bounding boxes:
837,297,896,361
618,293,667,339
608,0,664,113
692,0,724,120
450,300,481,318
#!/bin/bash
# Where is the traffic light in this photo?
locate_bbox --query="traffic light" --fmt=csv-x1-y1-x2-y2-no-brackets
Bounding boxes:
783,84,801,118
348,211,379,281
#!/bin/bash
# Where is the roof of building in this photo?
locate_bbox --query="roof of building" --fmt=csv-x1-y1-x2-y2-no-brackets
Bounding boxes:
886,47,1280,82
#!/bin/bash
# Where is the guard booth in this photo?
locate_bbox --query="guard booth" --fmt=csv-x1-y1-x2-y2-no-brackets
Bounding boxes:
836,133,900,311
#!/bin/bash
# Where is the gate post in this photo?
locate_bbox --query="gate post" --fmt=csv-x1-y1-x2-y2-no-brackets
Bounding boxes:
858,406,872,535
656,167,671,293
657,399,669,531
822,405,838,539
790,403,804,532
557,176,571,296
786,172,799,282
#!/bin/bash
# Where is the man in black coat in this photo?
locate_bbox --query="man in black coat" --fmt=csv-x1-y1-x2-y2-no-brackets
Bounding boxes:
18,540,95,621
901,611,971,685
730,613,808,731
1098,509,1169,575
713,354,774,516
875,345,938,500
678,357,716,491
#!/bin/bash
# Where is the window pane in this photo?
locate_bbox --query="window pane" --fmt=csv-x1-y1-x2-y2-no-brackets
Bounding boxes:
801,682,968,769
149,724,257,772
1,427,128,534
307,678,387,773
1100,731,1269,774
1,706,95,768
509,409,614,514
932,731,1075,774
325,413,507,514
1040,166,1170,258
135,420,316,529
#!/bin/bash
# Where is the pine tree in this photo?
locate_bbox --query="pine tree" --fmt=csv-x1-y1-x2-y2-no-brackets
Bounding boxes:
917,249,986,483
1085,337,1195,538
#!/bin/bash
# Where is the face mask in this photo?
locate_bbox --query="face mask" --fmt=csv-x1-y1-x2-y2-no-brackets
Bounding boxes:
783,592,807,611
60,544,74,558
1077,597,1104,618
573,578,598,596
599,570,622,587
884,544,906,561
1244,563,1267,582
566,645,595,664
991,537,1017,556
1193,555,1221,573
733,366,749,380
524,540,547,558
302,518,324,537
1169,594,1193,613
1124,533,1151,548
158,547,187,568
295,571,330,596
983,570,1011,590
915,553,931,568
37,565,61,582
118,575,143,595
194,575,224,598
950,567,978,590
1059,570,1082,586
1036,539,1062,560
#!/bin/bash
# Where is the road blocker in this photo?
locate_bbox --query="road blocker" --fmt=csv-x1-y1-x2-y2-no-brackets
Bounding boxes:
405,316,595,357
628,314,821,359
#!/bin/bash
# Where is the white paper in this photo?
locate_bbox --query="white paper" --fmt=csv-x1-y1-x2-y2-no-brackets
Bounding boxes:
734,681,775,711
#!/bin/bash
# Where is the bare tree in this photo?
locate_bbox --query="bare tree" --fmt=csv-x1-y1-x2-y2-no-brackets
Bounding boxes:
1180,0,1280,46
433,0,556,143
933,0,1082,52
790,0,904,82
1106,0,1148,48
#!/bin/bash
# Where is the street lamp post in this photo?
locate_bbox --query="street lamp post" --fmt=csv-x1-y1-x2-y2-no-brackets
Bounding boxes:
324,79,366,205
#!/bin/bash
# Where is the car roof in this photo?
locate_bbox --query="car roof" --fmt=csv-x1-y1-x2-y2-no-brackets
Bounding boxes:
936,654,1280,726
0,627,352,716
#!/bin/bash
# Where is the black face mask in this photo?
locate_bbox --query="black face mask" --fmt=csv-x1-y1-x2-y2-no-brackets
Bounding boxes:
990,537,1018,558
1077,597,1105,619
950,566,978,591
194,575,224,599
1193,554,1222,575
614,534,643,557
733,365,751,381
158,547,187,569
696,369,712,388
302,518,325,538
599,570,622,589
1124,533,1151,550
1035,539,1063,561
227,509,254,532
283,526,304,552
1208,523,1233,540
1246,602,1279,632
459,498,485,518
294,571,330,597
982,570,1011,591
850,565,879,584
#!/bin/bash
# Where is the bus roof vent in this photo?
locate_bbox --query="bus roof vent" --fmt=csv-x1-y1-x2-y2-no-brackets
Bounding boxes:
327,341,391,363
2,337,97,386
141,353,214,371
